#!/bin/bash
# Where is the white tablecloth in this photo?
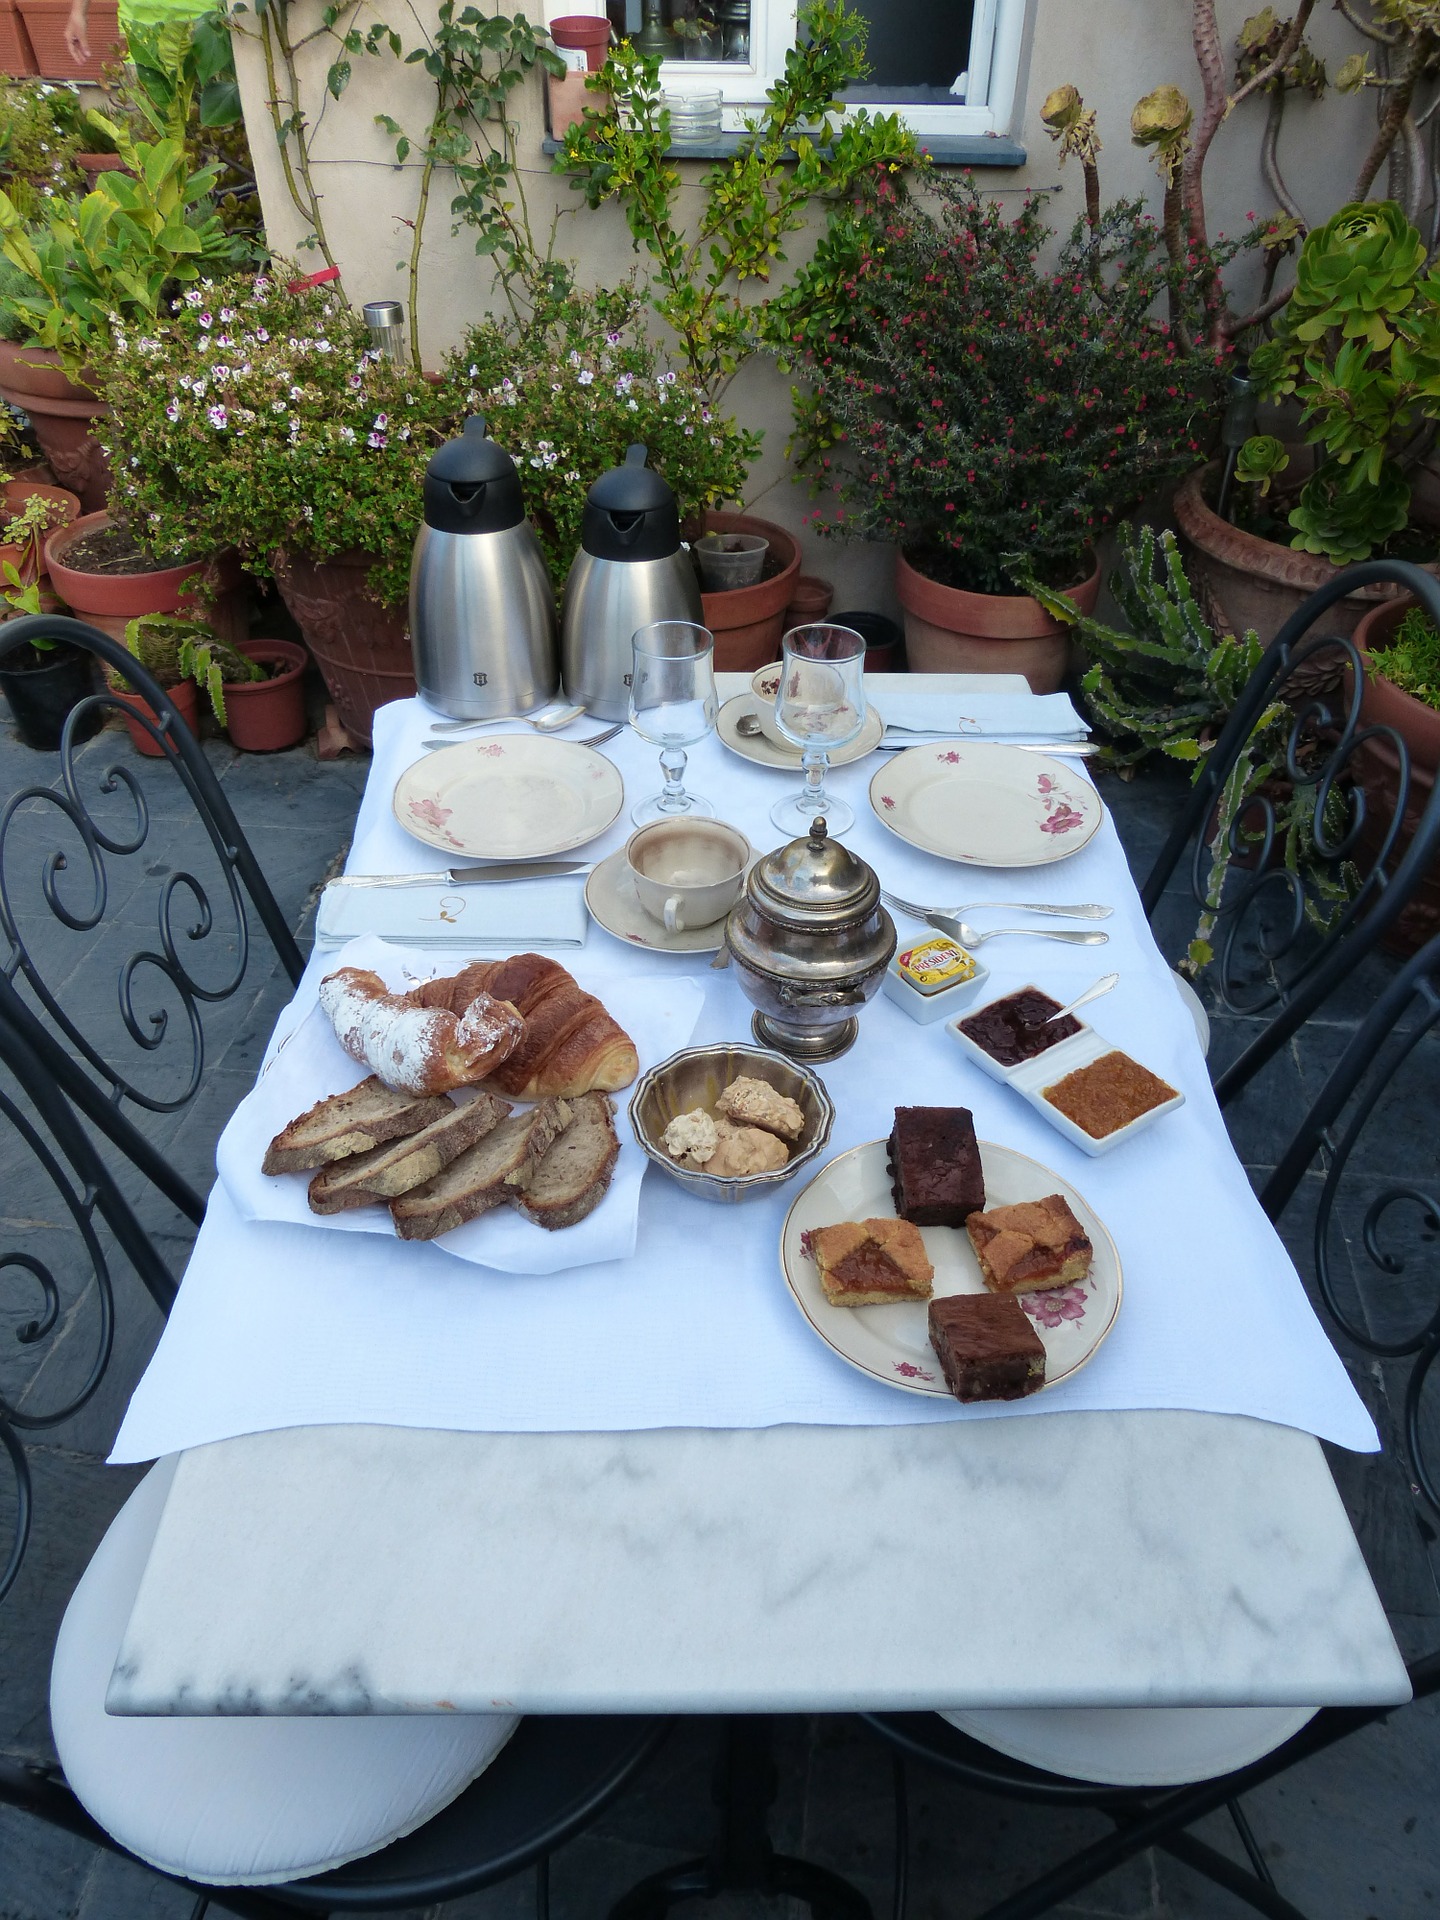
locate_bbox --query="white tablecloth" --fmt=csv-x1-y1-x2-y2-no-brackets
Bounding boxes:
109,694,1377,1462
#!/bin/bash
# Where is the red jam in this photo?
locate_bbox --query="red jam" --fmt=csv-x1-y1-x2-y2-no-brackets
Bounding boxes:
957,989,1082,1067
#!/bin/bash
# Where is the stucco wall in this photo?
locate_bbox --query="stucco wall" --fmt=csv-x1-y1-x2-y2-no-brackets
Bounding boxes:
231,0,1378,612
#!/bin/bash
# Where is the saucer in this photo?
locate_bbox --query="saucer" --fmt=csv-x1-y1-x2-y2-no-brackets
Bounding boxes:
716,695,885,770
584,848,730,954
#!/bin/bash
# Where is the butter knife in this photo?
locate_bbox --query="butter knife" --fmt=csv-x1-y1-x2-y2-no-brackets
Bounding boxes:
327,860,589,889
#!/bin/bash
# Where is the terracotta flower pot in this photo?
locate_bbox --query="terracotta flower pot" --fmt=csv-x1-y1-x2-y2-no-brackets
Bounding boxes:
16,0,121,78
1347,597,1440,956
1172,462,1440,649
786,574,833,628
549,13,610,69
0,344,111,512
272,548,414,747
699,511,802,672
0,477,81,583
0,0,37,73
223,639,308,753
76,152,128,177
894,550,1099,694
109,678,200,758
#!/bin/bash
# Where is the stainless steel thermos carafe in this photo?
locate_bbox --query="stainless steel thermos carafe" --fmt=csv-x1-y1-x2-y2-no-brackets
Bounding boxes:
409,415,558,719
561,444,704,721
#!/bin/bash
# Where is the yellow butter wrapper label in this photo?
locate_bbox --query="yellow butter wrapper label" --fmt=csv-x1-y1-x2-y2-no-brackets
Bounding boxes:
896,938,976,994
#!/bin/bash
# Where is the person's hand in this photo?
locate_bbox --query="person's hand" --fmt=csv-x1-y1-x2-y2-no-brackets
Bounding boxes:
64,0,90,63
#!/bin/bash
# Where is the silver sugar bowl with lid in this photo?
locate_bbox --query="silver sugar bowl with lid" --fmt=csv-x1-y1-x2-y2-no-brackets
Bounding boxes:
723,817,896,1061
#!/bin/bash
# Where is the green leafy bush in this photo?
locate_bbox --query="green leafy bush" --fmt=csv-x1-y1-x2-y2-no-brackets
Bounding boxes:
1372,605,1440,709
1241,201,1440,564
796,177,1225,596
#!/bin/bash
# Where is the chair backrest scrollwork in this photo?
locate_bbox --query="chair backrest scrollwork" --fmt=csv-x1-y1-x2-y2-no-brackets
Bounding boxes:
0,615,304,1223
1141,561,1440,1105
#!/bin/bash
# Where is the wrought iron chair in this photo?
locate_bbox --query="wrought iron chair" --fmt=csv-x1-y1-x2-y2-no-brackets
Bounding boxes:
0,612,305,1229
0,646,667,1913
861,924,1440,1920
1139,560,1440,1105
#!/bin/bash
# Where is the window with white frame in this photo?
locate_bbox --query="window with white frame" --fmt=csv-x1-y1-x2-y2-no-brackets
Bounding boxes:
602,0,1027,139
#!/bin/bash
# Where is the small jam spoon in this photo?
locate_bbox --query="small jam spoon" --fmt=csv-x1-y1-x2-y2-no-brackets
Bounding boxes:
1038,972,1121,1025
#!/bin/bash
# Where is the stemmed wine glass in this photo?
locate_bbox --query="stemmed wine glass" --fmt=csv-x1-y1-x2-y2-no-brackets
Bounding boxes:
628,620,718,825
769,623,868,836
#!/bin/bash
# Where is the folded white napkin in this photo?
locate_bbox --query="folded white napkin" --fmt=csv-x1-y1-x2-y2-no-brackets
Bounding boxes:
876,691,1089,744
216,935,704,1275
316,880,587,950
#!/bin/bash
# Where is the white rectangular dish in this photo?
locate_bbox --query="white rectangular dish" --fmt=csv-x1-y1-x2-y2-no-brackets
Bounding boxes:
947,987,1185,1157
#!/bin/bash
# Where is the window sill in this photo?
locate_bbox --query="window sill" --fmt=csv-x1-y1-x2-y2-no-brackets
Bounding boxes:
541,132,1025,165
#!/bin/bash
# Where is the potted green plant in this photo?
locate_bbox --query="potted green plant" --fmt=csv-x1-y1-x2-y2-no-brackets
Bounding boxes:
1180,202,1440,644
0,475,78,581
43,510,243,645
0,566,103,750
1348,595,1440,954
174,622,309,752
797,178,1224,691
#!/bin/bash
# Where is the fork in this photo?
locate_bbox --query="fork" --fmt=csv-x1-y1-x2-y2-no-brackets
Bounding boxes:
421,722,625,752
921,911,1109,951
882,889,1111,922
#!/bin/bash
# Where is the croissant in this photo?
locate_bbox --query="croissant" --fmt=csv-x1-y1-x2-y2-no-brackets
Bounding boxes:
318,966,524,1095
418,954,638,1099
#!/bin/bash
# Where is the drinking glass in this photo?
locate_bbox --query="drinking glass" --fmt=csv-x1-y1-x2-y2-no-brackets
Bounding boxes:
628,621,718,825
769,623,868,836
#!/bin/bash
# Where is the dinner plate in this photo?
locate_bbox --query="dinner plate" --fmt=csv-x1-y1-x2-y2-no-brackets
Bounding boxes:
717,695,885,770
584,847,727,955
779,1138,1121,1398
393,737,624,861
868,743,1103,866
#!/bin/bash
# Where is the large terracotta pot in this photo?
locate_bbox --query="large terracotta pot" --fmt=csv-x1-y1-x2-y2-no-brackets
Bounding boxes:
1349,597,1440,956
223,639,309,753
0,344,111,512
44,512,247,646
16,0,121,78
1173,462,1439,648
272,548,413,746
699,511,801,672
895,550,1099,694
0,0,37,73
0,477,80,583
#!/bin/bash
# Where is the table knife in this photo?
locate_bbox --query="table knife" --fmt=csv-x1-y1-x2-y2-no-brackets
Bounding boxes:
327,861,589,889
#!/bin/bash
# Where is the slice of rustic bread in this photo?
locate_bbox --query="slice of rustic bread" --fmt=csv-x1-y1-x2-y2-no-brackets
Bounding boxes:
263,1077,451,1175
390,1098,571,1241
508,1092,619,1231
307,1091,513,1214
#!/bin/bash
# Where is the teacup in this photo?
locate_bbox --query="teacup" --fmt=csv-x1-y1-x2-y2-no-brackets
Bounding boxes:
749,665,788,749
625,819,751,934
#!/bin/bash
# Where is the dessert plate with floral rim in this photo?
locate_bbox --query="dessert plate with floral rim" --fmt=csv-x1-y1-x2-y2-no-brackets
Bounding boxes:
868,743,1103,866
393,736,624,861
779,1138,1122,1399
717,695,885,770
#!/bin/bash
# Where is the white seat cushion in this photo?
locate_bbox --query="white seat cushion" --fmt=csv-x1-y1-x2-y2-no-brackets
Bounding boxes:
940,1702,1315,1787
50,1460,519,1887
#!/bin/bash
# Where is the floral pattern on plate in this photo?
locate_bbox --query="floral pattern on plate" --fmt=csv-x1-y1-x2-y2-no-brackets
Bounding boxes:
394,736,624,861
868,743,1102,867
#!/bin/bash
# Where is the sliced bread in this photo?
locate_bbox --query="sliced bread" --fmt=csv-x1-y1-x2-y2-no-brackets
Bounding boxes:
307,1092,513,1214
390,1098,572,1241
508,1092,619,1231
263,1077,451,1175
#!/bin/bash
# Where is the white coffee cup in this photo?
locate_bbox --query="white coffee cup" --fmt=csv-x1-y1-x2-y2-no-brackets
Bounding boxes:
749,664,788,748
625,819,751,933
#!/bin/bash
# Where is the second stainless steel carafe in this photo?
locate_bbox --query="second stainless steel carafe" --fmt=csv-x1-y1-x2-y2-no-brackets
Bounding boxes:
409,416,558,719
561,444,704,720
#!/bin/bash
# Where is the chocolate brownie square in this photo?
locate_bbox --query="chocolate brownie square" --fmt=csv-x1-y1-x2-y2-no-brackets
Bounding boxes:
888,1106,985,1226
928,1293,1045,1402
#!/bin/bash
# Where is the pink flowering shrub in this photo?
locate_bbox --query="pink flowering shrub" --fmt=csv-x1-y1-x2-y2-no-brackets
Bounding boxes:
794,176,1229,597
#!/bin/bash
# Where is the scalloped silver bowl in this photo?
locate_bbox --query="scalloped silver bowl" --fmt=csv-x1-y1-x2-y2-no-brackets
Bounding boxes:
629,1042,836,1204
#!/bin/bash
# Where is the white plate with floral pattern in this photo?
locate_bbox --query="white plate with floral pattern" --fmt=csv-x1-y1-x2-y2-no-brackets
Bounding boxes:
779,1138,1122,1399
393,737,624,861
868,743,1103,866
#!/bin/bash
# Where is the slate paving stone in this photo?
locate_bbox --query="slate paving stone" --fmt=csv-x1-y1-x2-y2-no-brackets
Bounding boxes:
4,720,1440,1920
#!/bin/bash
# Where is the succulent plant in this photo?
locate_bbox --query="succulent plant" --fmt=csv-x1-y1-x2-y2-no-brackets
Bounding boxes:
1286,201,1430,349
1234,434,1289,497
1288,462,1411,565
1129,85,1193,183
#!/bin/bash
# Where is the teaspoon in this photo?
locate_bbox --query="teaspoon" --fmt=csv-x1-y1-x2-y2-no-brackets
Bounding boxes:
924,912,1108,951
1038,972,1120,1024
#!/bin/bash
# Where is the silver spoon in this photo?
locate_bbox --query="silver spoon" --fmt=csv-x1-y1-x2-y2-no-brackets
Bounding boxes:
429,703,587,735
735,712,765,738
924,912,1108,950
1037,971,1120,1024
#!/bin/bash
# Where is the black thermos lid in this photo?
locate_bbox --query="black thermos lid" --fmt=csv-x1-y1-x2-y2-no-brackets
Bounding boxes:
422,416,525,535
581,444,681,562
